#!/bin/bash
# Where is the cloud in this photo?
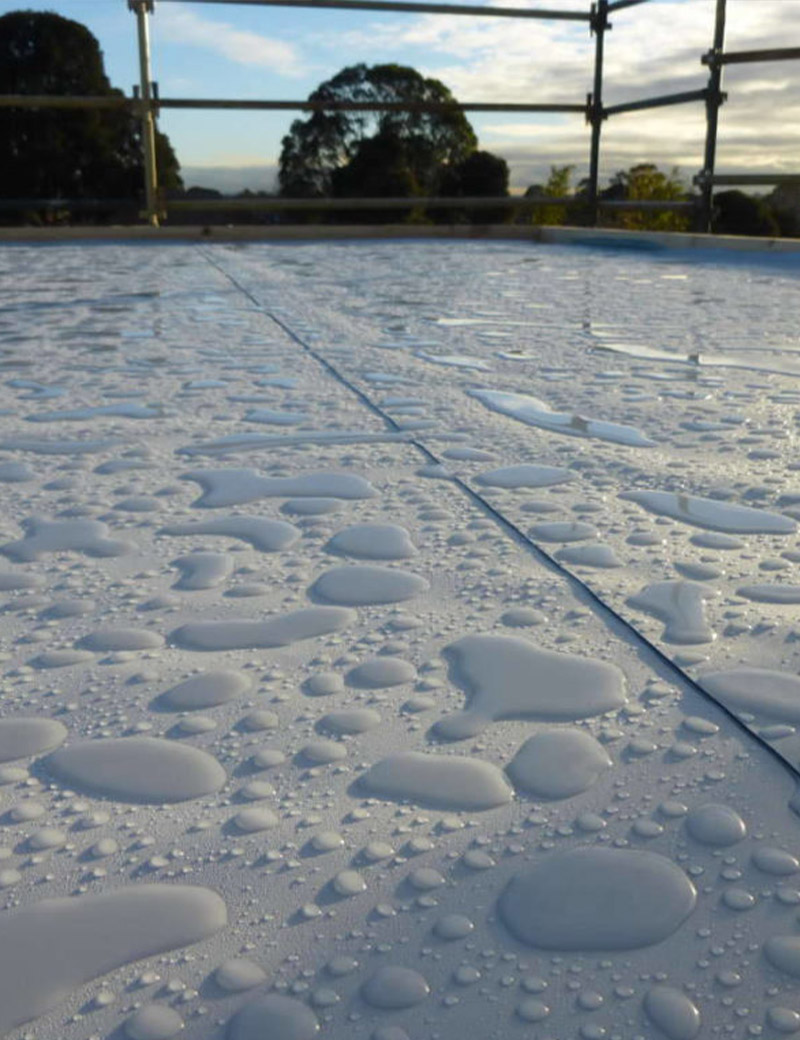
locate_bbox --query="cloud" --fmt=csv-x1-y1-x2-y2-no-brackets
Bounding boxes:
317,0,798,188
156,7,303,78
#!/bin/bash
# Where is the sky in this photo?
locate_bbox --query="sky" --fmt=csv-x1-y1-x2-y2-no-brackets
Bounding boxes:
1,0,798,193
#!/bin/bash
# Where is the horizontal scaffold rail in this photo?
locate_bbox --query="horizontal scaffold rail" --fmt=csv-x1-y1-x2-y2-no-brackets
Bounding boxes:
598,199,696,211
158,98,587,114
0,198,137,210
709,173,800,187
159,0,591,20
0,195,700,216
604,88,708,117
0,95,131,109
704,46,800,66
168,195,579,211
0,95,586,116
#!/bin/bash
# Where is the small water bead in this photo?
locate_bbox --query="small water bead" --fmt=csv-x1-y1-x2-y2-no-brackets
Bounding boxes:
232,808,279,833
333,870,367,896
319,709,381,735
158,669,251,711
402,867,443,892
124,1005,184,1040
499,848,696,951
78,627,164,652
310,566,429,607
87,837,119,858
0,869,21,888
507,729,611,800
214,958,267,992
519,976,547,993
643,985,701,1040
575,812,606,833
252,748,286,768
462,849,495,870
326,523,415,560
300,740,347,765
759,724,795,740
311,831,344,853
362,841,394,862
682,716,720,736
46,738,225,804
327,956,359,977
621,490,794,535
577,990,604,1010
767,1007,800,1034
177,716,216,735
764,935,800,978
226,994,320,1040
347,657,416,689
402,696,435,713
700,668,800,725
627,738,659,756
11,801,46,822
476,463,572,489
361,966,430,1010
434,914,474,940
303,672,344,697
172,607,355,652
659,801,689,818
453,965,481,986
78,811,111,829
0,718,67,762
722,888,756,911
360,751,512,811
27,827,66,851
685,804,747,847
752,846,800,876
0,885,226,1034
632,819,664,839
240,710,279,732
501,607,545,628
556,543,622,568
239,781,274,801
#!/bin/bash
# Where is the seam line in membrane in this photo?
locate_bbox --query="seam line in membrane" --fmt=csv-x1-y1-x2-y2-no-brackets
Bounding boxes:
199,246,800,788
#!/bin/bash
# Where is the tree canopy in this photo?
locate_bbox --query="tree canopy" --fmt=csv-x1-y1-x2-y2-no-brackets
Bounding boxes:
278,63,506,207
0,9,181,205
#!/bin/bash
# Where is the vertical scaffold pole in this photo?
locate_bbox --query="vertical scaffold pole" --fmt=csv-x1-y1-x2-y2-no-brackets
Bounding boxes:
587,0,608,227
700,0,727,233
129,0,160,227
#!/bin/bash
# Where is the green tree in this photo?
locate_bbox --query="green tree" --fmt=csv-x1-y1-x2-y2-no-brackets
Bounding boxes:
330,130,423,199
0,10,181,215
713,190,780,237
437,149,509,223
278,63,480,205
603,163,690,231
767,185,800,238
329,129,424,224
524,164,575,225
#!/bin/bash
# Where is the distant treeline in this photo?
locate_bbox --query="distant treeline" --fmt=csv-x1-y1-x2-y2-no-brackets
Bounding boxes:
1,12,796,236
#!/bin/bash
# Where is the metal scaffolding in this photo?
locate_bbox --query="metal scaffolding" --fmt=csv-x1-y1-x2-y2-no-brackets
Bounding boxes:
0,0,796,230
